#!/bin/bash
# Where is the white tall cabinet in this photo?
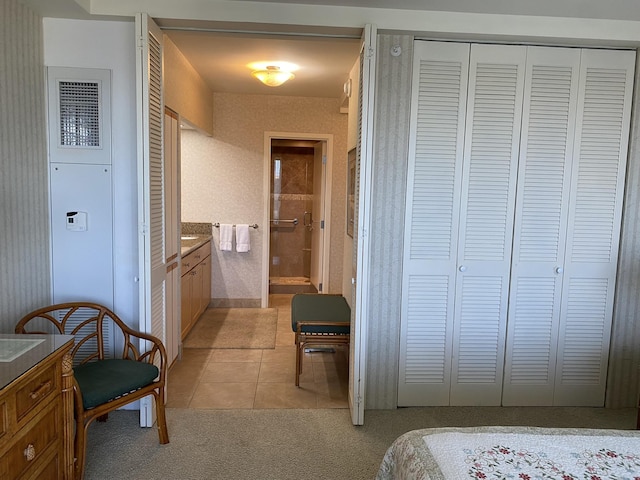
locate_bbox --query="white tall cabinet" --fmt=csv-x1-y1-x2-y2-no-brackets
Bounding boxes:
399,41,635,407
164,108,180,366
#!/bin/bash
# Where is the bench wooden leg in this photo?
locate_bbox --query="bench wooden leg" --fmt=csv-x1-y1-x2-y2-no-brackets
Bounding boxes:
295,340,303,387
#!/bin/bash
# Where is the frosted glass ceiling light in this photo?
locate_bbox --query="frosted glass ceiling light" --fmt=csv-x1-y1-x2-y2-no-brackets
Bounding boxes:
251,65,294,87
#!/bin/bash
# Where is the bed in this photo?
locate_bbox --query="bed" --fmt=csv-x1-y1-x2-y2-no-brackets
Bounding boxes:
376,426,640,479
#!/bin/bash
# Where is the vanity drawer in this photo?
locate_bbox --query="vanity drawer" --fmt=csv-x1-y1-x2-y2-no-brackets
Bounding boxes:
15,365,57,423
1,401,60,480
182,241,211,272
191,241,211,262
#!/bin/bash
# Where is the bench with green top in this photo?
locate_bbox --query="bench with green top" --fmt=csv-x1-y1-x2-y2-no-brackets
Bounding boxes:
291,293,351,386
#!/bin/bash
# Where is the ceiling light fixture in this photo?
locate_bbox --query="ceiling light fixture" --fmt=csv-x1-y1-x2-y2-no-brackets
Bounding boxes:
251,65,294,87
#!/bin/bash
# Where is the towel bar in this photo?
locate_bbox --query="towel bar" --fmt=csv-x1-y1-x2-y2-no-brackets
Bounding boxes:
213,223,259,229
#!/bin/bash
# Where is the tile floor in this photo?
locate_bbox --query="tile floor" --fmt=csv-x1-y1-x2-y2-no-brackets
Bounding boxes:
166,294,349,409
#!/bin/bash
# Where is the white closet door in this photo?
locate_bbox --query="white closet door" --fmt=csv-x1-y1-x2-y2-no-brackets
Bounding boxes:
554,49,635,406
135,13,166,427
450,44,527,406
398,41,470,406
503,47,581,406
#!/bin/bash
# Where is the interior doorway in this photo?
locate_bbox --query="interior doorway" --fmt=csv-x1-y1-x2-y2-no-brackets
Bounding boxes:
263,133,332,303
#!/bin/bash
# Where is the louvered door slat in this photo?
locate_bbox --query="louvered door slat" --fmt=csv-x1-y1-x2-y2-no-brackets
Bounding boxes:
450,44,526,406
554,49,635,406
404,276,450,384
399,41,470,406
503,47,580,406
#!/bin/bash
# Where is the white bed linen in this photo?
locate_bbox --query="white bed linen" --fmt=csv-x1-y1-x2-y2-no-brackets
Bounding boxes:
376,426,640,480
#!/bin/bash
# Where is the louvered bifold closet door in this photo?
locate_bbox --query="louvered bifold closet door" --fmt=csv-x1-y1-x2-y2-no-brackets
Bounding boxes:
398,41,470,406
135,13,166,427
450,44,526,406
503,47,581,406
553,49,635,406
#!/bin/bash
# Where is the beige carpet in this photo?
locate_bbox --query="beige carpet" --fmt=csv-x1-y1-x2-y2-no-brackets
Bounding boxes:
84,408,637,480
183,308,277,349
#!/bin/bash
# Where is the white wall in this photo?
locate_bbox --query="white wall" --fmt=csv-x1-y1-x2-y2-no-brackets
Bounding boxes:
43,18,139,326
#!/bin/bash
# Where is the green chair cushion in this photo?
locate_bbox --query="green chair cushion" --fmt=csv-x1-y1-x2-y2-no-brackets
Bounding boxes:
291,294,351,335
74,359,159,410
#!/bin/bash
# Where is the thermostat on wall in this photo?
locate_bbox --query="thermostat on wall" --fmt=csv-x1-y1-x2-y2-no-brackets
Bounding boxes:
66,211,87,231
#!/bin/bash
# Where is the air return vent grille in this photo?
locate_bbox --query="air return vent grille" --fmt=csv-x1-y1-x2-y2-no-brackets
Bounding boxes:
47,67,111,165
58,81,101,148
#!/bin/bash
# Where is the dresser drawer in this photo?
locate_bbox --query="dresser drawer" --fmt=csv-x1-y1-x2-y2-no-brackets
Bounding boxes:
1,401,60,480
0,399,7,446
24,448,60,480
15,365,57,423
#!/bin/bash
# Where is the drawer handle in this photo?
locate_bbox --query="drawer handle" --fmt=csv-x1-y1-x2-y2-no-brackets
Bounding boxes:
24,444,36,462
29,380,52,400
195,254,201,259
184,262,190,268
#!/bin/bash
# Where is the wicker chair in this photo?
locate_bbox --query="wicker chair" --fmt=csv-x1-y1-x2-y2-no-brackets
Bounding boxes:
15,302,169,480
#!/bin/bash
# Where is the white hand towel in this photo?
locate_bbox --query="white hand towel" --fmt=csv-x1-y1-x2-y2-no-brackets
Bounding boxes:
235,224,251,253
219,224,233,251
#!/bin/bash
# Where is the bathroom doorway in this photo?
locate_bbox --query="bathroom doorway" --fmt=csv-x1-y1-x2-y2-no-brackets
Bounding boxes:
264,133,332,299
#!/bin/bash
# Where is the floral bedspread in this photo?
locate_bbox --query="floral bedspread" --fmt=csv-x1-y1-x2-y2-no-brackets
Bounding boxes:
375,426,640,480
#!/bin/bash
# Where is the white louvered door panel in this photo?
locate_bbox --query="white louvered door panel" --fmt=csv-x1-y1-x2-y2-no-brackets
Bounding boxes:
398,41,470,406
503,47,581,406
554,49,635,406
450,44,526,406
349,24,376,426
136,13,166,428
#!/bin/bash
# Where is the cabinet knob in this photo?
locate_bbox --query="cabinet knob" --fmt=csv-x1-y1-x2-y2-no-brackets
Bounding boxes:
459,265,467,272
24,444,36,461
555,267,564,274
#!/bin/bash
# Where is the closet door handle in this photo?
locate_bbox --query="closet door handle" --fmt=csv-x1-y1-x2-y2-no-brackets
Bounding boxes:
458,265,467,272
555,267,564,274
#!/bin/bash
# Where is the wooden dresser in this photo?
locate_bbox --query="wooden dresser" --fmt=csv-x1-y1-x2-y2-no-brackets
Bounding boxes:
0,334,75,480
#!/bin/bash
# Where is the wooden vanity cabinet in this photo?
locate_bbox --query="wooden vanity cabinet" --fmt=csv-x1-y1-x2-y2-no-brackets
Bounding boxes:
181,240,211,339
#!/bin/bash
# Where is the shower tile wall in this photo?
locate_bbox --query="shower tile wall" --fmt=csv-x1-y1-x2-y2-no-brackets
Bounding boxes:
270,146,313,281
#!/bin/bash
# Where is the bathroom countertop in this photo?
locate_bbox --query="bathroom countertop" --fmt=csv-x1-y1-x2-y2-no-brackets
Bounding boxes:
180,234,212,256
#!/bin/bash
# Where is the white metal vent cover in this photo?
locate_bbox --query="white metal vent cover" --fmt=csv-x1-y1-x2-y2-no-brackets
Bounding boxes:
59,81,100,148
47,67,112,165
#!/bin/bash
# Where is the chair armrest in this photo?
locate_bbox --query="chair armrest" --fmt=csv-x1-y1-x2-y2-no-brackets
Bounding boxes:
116,325,168,383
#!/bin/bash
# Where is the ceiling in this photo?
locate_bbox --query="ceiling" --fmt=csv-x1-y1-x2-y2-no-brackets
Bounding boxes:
22,0,640,99
162,28,361,98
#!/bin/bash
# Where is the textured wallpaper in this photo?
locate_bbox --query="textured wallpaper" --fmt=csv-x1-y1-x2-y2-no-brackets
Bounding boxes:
365,34,414,409
607,52,640,408
181,93,348,305
0,0,50,331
